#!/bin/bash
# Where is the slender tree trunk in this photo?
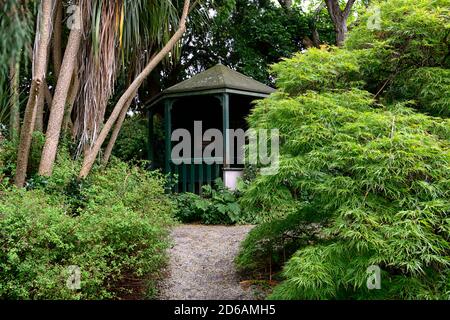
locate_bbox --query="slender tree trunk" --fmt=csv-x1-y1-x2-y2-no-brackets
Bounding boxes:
14,0,54,187
311,3,326,48
101,93,135,166
324,0,356,47
34,86,46,132
53,0,63,79
9,57,21,143
278,0,292,9
34,81,54,133
39,26,82,176
79,0,191,179
62,66,79,133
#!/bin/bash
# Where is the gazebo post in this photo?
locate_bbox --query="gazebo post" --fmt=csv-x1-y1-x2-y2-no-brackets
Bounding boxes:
164,99,174,176
147,110,154,169
221,93,230,170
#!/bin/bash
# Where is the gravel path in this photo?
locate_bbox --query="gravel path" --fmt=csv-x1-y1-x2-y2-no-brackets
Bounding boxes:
158,224,256,300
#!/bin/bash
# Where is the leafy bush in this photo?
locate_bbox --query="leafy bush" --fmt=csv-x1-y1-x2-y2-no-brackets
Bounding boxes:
271,48,364,96
238,0,450,300
172,192,209,223
0,138,16,186
345,0,450,117
201,179,243,224
111,116,149,163
173,179,247,225
0,159,174,299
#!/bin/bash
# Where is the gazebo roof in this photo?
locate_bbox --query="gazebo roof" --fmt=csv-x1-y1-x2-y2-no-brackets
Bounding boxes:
148,64,275,107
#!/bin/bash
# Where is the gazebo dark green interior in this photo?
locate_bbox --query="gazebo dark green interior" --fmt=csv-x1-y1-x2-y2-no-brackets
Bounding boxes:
147,64,275,193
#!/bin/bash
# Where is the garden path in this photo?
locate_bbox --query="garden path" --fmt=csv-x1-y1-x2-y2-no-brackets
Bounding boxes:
158,224,257,300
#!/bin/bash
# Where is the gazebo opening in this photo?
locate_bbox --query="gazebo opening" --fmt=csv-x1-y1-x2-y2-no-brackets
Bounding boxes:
147,64,275,193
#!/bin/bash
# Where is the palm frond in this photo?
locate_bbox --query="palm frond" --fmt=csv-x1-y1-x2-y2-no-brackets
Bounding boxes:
75,0,183,150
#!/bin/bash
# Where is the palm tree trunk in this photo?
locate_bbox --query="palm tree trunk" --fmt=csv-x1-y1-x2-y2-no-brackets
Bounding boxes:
34,86,46,132
62,66,79,133
39,26,82,176
101,93,135,166
9,57,21,143
14,0,54,187
53,0,63,79
79,0,191,179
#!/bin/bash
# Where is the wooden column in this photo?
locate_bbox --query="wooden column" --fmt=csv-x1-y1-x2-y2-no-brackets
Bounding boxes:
164,99,174,175
221,93,230,169
147,110,154,169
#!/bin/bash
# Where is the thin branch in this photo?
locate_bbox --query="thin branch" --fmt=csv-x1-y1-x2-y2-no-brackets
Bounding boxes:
344,0,357,18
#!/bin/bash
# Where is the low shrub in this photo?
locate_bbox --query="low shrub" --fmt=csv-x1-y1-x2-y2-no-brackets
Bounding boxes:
0,159,174,299
172,192,209,223
172,179,250,225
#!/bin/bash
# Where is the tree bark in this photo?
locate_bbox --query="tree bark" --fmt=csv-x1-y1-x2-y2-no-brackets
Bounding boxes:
44,80,53,106
324,0,356,47
14,0,54,187
62,66,79,133
34,81,54,133
9,57,21,143
34,86,46,132
101,93,135,166
39,26,82,176
278,0,292,9
78,0,191,179
53,0,63,79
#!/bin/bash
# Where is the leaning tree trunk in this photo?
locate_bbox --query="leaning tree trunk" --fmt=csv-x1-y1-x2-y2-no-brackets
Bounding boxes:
14,0,54,187
78,0,191,179
9,57,21,143
39,25,82,176
101,93,136,166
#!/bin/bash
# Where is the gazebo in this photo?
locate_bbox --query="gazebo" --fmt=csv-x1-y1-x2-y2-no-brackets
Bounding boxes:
147,63,275,193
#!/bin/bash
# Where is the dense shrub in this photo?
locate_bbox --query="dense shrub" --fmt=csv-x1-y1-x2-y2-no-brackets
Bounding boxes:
238,0,450,300
0,158,174,299
173,179,248,225
111,116,149,163
172,192,209,223
345,0,450,116
0,138,16,186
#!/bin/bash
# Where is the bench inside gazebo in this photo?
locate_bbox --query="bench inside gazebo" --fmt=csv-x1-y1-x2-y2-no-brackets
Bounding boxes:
147,63,275,194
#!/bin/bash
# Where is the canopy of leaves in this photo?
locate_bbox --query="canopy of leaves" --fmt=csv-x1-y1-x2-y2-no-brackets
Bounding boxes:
237,0,450,299
162,0,335,87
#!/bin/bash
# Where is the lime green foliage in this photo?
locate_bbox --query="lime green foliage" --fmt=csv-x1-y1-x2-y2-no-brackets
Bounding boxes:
173,179,246,225
345,0,450,116
0,158,174,299
238,0,450,299
271,49,364,95
394,68,450,116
